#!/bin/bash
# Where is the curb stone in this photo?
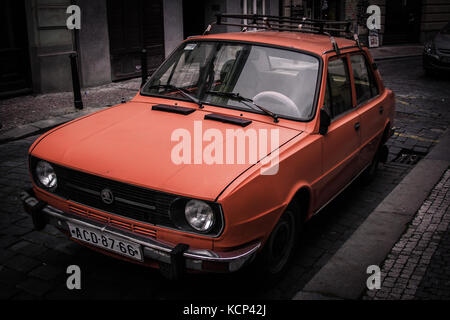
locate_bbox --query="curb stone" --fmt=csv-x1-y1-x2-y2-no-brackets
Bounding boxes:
293,129,450,300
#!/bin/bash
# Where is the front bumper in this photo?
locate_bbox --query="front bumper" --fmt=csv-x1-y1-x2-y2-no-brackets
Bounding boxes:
20,189,260,277
423,53,450,72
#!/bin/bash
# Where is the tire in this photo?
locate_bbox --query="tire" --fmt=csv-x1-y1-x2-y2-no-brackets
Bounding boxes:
257,203,300,275
361,147,381,185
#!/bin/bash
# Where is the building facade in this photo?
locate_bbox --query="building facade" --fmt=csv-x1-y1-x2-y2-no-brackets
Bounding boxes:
0,0,279,98
282,0,450,45
1,0,449,98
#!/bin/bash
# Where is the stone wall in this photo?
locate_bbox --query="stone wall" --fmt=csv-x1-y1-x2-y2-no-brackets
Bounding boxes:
421,0,450,42
163,0,184,57
77,0,111,88
25,0,75,93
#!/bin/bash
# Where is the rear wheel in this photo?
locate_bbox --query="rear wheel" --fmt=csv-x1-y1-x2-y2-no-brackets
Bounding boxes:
361,146,381,184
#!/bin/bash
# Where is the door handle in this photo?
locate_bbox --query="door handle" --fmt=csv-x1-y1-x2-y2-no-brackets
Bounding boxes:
379,106,384,114
354,122,360,131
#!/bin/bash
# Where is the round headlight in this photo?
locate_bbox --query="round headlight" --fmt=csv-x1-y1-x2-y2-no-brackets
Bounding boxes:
184,200,215,232
35,161,57,189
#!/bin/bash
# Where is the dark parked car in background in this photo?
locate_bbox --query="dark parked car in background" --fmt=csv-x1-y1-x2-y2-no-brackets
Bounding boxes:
423,21,450,74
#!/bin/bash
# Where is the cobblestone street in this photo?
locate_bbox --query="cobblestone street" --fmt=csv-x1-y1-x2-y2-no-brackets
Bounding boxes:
0,57,449,299
364,170,450,300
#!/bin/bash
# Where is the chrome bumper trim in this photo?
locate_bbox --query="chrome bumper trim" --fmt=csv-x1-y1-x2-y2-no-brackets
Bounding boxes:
40,204,260,272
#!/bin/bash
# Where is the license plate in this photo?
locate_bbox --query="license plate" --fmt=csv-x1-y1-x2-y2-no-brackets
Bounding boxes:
68,223,143,261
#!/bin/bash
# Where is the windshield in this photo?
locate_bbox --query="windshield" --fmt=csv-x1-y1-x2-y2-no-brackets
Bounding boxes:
141,41,320,120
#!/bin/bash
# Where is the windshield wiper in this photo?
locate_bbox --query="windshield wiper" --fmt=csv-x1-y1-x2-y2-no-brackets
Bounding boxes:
205,91,279,123
146,84,202,108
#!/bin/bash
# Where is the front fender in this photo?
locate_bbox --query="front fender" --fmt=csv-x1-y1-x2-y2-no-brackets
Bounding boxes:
213,132,321,250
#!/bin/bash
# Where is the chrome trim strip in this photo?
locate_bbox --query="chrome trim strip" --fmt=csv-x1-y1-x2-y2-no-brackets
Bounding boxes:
114,196,157,211
65,183,157,211
66,183,99,196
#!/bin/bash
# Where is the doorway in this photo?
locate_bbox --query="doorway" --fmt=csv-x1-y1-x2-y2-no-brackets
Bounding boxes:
107,0,165,81
384,0,422,44
0,0,32,98
183,0,206,38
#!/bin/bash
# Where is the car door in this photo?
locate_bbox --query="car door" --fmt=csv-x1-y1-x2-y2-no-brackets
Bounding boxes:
349,53,385,169
317,56,361,210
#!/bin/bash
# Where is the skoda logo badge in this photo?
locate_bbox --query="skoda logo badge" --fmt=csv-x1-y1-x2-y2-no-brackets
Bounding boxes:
100,188,114,204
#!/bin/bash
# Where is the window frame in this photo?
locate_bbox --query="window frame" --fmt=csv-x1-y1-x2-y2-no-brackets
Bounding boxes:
325,55,355,121
348,52,381,107
323,49,383,124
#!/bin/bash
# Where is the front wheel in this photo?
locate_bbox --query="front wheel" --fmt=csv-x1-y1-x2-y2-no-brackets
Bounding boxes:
258,204,299,275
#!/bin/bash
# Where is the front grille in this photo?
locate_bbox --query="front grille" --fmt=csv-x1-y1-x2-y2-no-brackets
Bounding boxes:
69,204,158,238
48,163,178,229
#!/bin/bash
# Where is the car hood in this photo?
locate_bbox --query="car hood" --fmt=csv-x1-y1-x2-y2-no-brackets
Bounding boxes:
31,101,301,200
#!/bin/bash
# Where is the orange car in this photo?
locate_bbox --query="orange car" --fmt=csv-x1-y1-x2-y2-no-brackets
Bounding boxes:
21,15,395,278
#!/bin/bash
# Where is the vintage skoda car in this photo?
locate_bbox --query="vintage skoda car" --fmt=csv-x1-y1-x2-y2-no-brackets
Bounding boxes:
22,16,395,278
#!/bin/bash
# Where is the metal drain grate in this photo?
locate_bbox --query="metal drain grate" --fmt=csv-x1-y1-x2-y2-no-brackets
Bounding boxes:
392,148,426,165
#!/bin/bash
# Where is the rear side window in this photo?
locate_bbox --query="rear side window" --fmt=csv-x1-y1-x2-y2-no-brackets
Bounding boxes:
350,54,379,105
325,58,353,118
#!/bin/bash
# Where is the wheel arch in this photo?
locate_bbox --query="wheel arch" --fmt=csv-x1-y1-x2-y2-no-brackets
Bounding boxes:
381,120,391,144
289,185,312,224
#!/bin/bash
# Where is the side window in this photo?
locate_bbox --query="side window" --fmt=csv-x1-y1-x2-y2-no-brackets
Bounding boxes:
350,54,379,105
326,58,353,119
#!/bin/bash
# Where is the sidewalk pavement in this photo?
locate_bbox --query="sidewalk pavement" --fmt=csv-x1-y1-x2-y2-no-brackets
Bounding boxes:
0,78,140,144
364,169,450,300
369,44,423,61
294,129,450,300
0,45,423,145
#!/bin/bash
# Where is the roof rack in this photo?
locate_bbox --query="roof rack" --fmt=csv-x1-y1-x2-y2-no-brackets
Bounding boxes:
204,13,361,55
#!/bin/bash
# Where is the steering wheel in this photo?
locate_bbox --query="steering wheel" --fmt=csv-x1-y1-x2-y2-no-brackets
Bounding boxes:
253,91,300,117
